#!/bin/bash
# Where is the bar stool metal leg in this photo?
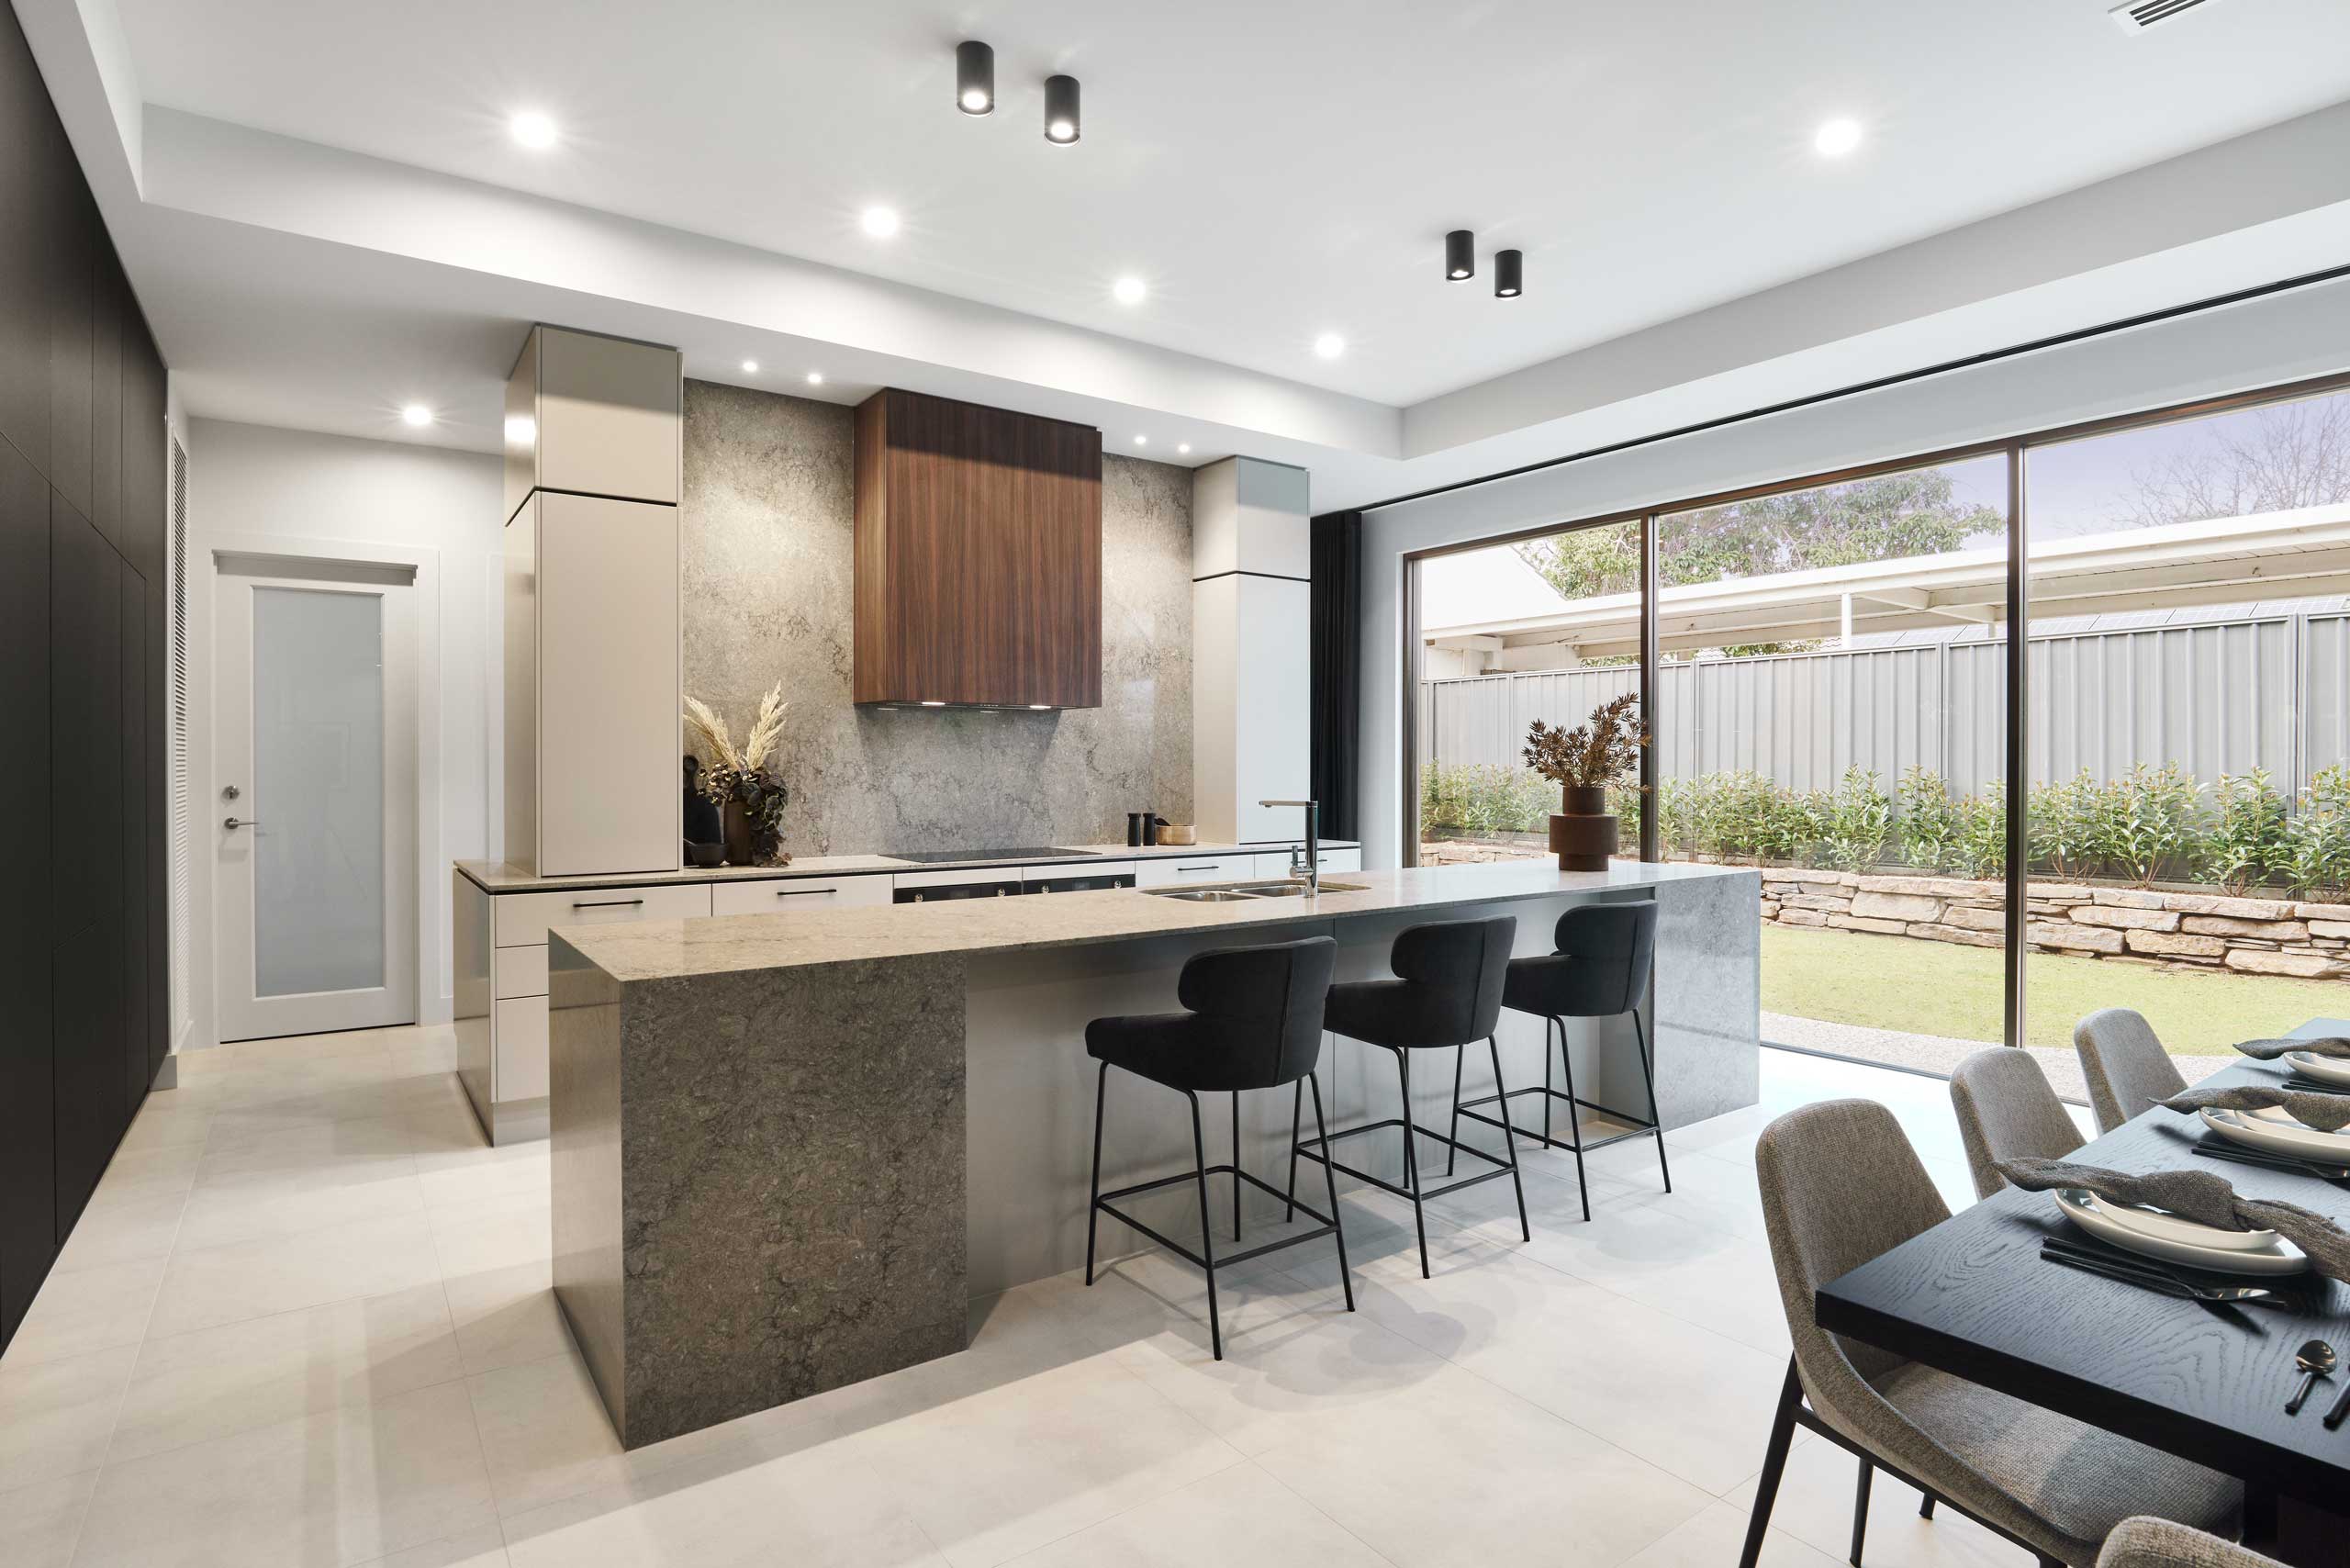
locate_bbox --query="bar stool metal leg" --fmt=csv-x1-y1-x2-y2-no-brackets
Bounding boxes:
1553,1017,1593,1222
1633,1008,1673,1193
1084,1062,1109,1285
1394,1047,1431,1279
1186,1090,1223,1360
1541,1016,1557,1147
1308,1075,1355,1312
1231,1093,1244,1242
1485,1035,1530,1241
1284,1080,1304,1224
1445,1043,1465,1176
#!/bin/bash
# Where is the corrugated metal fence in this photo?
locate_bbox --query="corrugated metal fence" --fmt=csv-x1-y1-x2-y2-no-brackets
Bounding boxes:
1421,611,2350,797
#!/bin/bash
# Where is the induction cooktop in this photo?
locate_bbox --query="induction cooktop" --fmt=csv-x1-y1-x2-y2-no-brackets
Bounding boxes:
888,847,1093,865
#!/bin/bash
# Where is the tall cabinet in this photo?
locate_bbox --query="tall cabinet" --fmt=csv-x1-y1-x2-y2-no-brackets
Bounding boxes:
1,6,172,1353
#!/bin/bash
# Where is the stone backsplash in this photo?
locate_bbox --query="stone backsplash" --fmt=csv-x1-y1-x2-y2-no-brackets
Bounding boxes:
678,381,1193,857
1762,869,2350,980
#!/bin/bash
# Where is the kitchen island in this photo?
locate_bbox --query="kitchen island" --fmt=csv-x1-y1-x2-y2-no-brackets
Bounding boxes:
546,859,1760,1447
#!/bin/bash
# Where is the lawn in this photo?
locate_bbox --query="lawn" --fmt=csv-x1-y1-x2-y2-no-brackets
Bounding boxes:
1760,923,2346,1054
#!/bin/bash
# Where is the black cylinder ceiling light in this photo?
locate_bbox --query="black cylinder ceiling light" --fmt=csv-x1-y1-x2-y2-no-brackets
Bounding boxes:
1445,230,1474,282
1494,248,1524,298
1045,73,1080,143
956,41,995,115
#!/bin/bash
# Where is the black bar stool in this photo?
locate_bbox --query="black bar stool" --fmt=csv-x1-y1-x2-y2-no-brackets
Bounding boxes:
1084,935,1353,1360
1454,900,1670,1221
1290,915,1526,1279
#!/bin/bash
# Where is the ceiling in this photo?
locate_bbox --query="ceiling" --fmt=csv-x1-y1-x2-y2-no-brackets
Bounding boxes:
23,0,2350,508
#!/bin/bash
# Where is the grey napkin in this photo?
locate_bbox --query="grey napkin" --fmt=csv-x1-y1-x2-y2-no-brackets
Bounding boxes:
2233,1036,2350,1060
2156,1085,2350,1134
1995,1156,2350,1282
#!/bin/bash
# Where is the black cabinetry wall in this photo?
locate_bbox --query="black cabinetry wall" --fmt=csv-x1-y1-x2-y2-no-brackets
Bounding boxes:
1,6,171,1350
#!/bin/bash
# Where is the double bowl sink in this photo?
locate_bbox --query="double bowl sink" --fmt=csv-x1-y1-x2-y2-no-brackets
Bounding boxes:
1145,879,1370,903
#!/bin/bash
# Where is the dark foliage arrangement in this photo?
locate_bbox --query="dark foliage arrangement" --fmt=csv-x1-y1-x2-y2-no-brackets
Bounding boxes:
1524,693,1648,790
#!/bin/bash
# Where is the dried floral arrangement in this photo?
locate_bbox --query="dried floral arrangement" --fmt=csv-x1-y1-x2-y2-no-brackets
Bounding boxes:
683,683,792,865
1524,693,1649,790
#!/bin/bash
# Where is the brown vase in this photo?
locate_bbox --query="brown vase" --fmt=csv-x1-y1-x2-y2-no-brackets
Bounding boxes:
1549,784,1618,871
722,799,754,867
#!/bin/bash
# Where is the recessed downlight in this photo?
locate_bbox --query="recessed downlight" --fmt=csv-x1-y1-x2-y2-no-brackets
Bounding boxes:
1134,434,1148,446
1814,118,1863,156
741,360,759,374
509,111,557,150
1113,275,1147,306
860,206,901,238
400,404,433,428
1314,332,1346,360
806,371,824,386
1177,442,1192,455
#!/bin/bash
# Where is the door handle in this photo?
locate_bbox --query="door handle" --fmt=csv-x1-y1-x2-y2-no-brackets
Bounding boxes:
570,899,646,910
223,816,258,830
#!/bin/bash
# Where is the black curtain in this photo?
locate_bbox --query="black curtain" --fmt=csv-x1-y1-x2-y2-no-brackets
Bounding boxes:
1309,511,1363,842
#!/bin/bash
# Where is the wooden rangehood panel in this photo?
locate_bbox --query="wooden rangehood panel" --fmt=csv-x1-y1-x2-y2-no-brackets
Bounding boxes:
853,388,1102,708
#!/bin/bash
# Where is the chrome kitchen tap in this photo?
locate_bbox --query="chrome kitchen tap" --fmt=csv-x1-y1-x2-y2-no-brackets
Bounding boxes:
1259,799,1320,894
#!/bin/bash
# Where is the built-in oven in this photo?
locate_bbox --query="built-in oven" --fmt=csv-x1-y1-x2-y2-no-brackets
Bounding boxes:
893,872,1024,903
1023,869,1136,894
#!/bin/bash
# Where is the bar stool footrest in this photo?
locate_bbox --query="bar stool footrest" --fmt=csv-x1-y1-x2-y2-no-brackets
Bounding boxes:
1095,1163,1341,1272
1294,1116,1518,1203
1456,1086,1662,1155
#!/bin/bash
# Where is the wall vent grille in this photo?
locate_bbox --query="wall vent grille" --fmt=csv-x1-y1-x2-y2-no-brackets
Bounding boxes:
2108,0,2221,31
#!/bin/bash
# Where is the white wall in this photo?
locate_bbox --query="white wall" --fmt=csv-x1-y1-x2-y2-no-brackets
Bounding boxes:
1356,273,2350,868
185,419,502,1047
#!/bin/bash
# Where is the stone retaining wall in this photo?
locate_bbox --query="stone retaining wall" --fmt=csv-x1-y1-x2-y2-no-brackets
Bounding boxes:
1762,869,2350,980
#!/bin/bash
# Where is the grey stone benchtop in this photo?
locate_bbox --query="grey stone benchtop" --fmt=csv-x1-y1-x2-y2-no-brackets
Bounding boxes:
551,860,1751,983
454,838,1360,894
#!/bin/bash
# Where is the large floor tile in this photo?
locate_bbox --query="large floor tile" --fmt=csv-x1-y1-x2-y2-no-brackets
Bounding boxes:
464,1350,741,1520
1621,1498,1845,1568
0,1254,165,1369
1005,1460,1389,1567
439,1256,571,1376
0,1467,98,1568
499,1439,946,1568
175,1169,429,1253
73,1380,496,1568
114,1282,464,1463
1723,1434,2028,1568
352,1524,510,1567
146,1211,444,1340
0,1345,137,1490
50,1187,188,1275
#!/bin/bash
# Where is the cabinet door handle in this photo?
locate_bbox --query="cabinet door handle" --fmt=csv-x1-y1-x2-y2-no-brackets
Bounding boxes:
774,888,835,898
571,899,646,909
1177,865,1217,874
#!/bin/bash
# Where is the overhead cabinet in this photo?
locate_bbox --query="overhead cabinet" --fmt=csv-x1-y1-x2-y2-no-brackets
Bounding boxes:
503,325,680,522
853,387,1102,708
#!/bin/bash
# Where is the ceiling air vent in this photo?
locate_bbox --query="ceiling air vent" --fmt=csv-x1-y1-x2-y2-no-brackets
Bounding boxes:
2108,0,2223,31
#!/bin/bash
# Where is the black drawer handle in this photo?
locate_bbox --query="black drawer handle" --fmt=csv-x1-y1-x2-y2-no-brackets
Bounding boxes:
1177,865,1218,874
571,898,646,909
775,887,836,898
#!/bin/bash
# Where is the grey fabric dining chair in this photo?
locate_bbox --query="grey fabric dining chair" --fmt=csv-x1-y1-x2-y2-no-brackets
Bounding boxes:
2097,1519,2281,1568
2075,1008,2188,1135
1740,1098,2241,1568
1950,1048,2086,1201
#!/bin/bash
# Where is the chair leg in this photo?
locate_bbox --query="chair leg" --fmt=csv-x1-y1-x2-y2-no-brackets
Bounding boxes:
1541,1015,1557,1147
1739,1361,1804,1568
1850,1458,1872,1566
1445,1041,1465,1176
1284,1080,1304,1224
1232,1092,1243,1243
1187,1091,1223,1361
1633,1007,1672,1193
1486,1035,1530,1242
1309,1075,1356,1313
1555,1022,1594,1222
1084,1062,1109,1286
1395,1047,1430,1279
1918,1493,1935,1519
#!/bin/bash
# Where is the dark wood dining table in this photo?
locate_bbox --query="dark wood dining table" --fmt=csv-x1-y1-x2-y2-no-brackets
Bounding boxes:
1816,1018,2350,1568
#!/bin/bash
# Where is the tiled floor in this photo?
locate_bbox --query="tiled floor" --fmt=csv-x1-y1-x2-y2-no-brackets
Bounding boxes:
0,1028,2092,1568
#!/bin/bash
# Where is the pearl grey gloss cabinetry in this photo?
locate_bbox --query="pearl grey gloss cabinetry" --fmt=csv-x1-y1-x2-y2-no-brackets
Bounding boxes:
0,3,172,1356
502,326,682,877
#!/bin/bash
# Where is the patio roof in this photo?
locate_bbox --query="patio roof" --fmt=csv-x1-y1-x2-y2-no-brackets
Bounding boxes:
1421,503,2350,660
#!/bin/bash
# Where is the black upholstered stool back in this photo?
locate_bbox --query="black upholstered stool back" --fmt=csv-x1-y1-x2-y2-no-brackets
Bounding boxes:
1532,901,1656,1018
1386,915,1516,1046
1178,935,1338,1088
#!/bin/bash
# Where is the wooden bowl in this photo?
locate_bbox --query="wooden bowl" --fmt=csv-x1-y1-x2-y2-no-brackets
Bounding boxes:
1156,823,1198,846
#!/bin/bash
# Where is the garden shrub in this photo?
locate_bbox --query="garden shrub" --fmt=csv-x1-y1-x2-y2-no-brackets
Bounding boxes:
2202,769,2290,895
2087,762,2203,887
2286,764,2350,900
1897,767,1963,872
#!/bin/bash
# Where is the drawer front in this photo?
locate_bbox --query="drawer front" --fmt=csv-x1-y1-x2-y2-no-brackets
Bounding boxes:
710,875,893,916
1250,847,1363,880
1135,855,1256,888
493,945,549,1000
494,882,712,946
493,995,550,1101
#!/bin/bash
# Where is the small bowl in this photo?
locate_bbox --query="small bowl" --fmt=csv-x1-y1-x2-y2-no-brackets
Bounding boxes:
683,842,725,868
1156,823,1198,846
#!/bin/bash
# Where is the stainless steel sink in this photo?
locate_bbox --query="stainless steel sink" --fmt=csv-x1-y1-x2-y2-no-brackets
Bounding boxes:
1145,880,1370,902
1147,888,1260,902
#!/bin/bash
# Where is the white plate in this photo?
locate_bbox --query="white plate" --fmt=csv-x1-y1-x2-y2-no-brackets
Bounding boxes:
2286,1050,2350,1089
2200,1105,2350,1161
2054,1189,2309,1275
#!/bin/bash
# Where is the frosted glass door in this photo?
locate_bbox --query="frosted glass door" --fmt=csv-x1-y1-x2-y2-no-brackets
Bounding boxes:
216,566,418,1041
252,587,385,996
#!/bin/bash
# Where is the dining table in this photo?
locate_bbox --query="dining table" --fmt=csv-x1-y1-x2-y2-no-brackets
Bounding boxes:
1815,1018,2350,1568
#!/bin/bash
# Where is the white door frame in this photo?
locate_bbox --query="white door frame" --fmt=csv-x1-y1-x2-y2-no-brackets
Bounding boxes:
205,534,443,1041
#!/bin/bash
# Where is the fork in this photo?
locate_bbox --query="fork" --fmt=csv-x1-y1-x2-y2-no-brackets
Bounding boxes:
2039,1240,2286,1306
2193,1141,2350,1182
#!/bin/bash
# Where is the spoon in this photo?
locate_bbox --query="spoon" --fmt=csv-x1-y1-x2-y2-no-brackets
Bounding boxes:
2286,1339,2335,1416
